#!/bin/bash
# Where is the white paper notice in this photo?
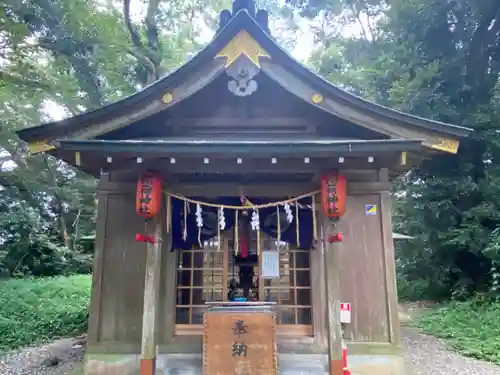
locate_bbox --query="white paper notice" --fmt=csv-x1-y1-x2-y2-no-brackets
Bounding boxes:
261,251,280,279
340,303,352,324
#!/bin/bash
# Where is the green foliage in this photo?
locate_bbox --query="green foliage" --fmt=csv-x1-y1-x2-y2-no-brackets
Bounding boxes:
2,0,497,310
397,277,450,302
415,300,500,363
0,275,91,352
0,0,299,279
302,0,500,299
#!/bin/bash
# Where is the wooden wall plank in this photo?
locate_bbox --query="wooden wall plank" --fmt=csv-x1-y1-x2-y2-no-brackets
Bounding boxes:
159,234,176,344
310,215,327,348
87,176,109,344
379,169,400,344
99,193,146,342
337,195,389,342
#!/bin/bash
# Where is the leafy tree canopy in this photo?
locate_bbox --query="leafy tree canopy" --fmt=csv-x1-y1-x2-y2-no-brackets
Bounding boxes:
2,0,500,301
302,0,500,298
0,0,297,277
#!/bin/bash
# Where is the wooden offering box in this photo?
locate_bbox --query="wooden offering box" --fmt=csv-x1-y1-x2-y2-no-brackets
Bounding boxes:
203,302,278,375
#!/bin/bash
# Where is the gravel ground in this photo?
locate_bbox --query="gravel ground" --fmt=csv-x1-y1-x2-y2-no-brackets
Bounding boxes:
1,329,500,374
402,327,500,375
0,337,85,375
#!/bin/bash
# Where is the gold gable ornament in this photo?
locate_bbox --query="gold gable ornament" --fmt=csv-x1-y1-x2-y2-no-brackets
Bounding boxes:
215,30,270,68
216,31,270,97
430,138,460,154
27,140,56,155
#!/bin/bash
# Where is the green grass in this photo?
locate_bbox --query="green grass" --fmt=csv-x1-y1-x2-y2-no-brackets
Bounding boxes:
0,275,91,352
414,299,500,364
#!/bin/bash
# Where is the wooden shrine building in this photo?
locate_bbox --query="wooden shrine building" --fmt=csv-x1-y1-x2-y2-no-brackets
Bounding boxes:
18,1,471,375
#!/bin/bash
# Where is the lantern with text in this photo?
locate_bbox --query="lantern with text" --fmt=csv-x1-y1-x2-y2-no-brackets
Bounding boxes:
136,173,162,219
321,171,346,218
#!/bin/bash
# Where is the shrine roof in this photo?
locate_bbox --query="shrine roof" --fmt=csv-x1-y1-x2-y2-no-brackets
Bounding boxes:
17,0,472,156
54,138,424,155
51,137,424,178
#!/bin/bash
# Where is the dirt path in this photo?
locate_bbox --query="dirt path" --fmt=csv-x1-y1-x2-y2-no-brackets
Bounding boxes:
402,327,500,375
1,329,500,374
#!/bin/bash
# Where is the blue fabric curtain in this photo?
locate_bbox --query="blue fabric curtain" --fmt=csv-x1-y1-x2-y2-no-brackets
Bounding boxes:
170,196,314,251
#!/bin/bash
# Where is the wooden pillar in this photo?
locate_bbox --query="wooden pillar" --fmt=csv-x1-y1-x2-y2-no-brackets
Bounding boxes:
322,217,343,375
379,168,401,344
258,233,265,301
140,217,163,375
87,175,109,345
222,235,229,300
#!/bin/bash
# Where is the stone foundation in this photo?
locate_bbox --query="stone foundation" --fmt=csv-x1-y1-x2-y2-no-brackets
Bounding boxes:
84,352,407,375
349,354,406,375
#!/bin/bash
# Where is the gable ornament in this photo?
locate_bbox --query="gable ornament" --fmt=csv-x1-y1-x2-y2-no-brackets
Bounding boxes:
226,57,259,97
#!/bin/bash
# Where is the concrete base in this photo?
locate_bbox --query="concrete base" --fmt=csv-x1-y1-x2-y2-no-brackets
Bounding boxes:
349,354,406,375
84,352,406,375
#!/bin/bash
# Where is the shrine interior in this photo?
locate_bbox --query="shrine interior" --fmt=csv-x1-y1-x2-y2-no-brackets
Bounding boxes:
174,200,314,335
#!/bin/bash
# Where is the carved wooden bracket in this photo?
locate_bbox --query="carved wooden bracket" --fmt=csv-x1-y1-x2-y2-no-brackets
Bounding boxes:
226,56,260,97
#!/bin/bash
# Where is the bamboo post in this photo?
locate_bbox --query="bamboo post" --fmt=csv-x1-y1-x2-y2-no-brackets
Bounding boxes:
140,217,163,375
321,219,343,375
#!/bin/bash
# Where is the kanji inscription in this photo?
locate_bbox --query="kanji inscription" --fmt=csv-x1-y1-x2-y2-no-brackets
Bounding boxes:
203,310,278,375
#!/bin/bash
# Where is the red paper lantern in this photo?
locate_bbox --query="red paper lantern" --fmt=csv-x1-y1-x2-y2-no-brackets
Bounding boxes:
321,171,347,218
136,173,162,219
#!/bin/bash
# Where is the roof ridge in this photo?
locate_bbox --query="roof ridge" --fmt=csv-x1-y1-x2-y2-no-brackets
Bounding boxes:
217,0,270,34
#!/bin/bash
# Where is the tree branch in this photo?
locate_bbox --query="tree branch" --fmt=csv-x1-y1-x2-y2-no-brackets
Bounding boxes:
145,0,161,53
123,0,144,51
36,37,104,108
363,7,378,42
0,70,52,91
123,0,161,85
42,155,72,249
127,48,157,77
348,4,370,42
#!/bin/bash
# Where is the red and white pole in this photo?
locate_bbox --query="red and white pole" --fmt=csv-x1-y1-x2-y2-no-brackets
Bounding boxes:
342,338,351,375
